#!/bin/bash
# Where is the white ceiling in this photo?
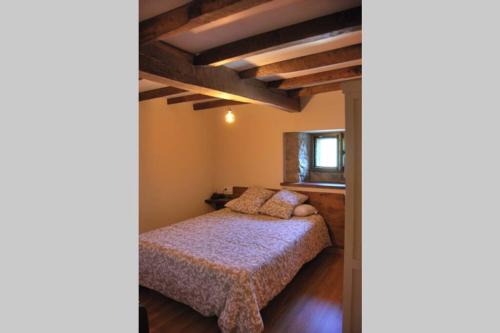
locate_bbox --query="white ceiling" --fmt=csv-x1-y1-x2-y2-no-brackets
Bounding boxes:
256,58,362,82
160,0,361,53
225,30,361,72
139,0,362,94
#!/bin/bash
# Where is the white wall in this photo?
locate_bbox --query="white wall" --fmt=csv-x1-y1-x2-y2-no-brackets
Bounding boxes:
210,91,346,192
139,91,346,232
139,98,215,233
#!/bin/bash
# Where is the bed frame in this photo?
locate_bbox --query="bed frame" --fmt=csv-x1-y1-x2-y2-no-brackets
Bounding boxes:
232,186,345,248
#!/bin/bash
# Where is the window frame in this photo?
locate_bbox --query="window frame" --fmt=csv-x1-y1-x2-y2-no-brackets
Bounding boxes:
311,132,345,174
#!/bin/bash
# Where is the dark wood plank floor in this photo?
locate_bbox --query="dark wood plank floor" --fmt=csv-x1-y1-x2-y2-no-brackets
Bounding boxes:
139,247,343,333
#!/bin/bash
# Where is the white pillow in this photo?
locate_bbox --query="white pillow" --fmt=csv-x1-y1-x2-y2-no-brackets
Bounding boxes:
293,204,318,217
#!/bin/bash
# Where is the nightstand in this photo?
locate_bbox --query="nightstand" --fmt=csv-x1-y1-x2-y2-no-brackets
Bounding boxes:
205,196,233,210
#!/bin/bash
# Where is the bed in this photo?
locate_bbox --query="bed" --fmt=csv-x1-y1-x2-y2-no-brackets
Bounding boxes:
139,187,345,333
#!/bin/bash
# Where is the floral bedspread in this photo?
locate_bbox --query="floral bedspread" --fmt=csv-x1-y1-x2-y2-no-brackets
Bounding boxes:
139,208,332,333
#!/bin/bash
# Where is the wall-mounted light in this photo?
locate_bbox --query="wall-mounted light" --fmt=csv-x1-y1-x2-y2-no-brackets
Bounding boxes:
225,109,235,124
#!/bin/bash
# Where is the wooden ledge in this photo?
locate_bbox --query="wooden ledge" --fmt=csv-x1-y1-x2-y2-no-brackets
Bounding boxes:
280,182,346,190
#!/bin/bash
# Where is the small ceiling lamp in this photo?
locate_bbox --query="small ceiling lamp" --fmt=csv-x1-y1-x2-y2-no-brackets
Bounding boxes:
225,109,235,124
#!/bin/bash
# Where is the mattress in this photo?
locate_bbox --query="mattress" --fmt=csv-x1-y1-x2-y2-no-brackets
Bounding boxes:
139,208,332,333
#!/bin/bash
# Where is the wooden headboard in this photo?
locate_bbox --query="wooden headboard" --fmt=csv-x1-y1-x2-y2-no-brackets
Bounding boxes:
232,186,345,248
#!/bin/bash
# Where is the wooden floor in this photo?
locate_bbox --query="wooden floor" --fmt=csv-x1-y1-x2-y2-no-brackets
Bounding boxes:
139,247,343,333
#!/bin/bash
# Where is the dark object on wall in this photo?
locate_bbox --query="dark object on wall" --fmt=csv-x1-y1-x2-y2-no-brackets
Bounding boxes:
139,304,149,333
205,193,233,210
210,192,226,200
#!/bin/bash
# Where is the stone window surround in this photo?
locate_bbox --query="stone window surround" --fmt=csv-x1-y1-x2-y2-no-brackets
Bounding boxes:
283,129,345,186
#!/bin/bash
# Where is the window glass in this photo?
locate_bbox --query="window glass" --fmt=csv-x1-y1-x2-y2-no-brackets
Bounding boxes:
315,137,338,168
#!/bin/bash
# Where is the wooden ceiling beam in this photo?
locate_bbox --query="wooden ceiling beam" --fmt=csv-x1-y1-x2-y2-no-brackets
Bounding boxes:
239,44,362,79
139,42,301,112
288,82,343,98
167,94,217,105
141,40,194,62
268,65,362,89
140,0,272,46
139,86,186,101
194,6,361,66
193,100,247,110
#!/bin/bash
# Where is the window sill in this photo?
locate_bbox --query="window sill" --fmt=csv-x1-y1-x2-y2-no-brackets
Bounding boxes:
280,182,346,189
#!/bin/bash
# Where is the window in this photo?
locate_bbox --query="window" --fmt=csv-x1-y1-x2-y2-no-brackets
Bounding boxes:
315,136,339,168
282,130,345,187
312,132,345,173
